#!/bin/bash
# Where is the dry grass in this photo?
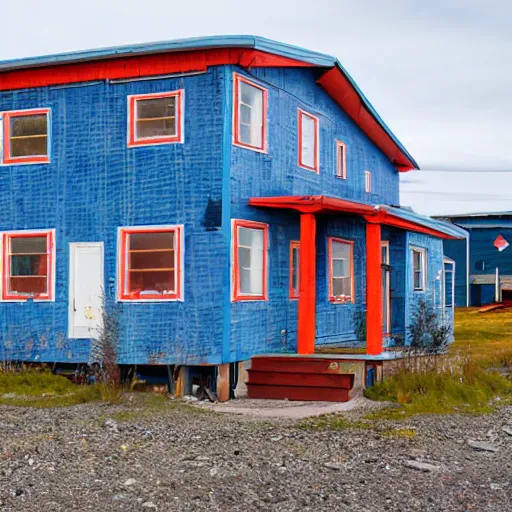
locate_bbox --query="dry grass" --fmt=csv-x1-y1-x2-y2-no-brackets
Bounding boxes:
365,307,512,419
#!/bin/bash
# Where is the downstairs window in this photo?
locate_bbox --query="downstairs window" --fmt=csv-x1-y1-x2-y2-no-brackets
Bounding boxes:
118,226,183,301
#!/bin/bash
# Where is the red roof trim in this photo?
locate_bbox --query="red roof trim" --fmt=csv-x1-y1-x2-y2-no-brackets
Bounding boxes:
249,195,461,239
317,68,415,172
0,46,414,172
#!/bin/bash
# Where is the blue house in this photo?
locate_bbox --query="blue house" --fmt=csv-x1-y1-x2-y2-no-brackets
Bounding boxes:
438,212,512,307
0,36,466,398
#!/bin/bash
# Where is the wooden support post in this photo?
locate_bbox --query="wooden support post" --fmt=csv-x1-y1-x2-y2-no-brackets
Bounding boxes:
366,222,383,355
298,213,316,355
216,363,230,402
175,366,190,398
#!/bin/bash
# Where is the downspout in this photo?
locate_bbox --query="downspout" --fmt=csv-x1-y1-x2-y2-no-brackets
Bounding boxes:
221,66,233,363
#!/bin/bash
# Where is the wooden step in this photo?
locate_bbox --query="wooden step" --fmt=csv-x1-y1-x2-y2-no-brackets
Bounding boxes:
247,383,350,402
250,356,349,374
248,369,353,389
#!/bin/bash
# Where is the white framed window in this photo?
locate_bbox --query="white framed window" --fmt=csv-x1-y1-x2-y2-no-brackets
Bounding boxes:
233,74,267,152
336,140,346,179
328,237,354,303
1,109,50,165
1,229,56,301
232,220,268,301
127,91,183,147
365,170,372,193
117,225,184,301
411,246,427,291
298,109,319,172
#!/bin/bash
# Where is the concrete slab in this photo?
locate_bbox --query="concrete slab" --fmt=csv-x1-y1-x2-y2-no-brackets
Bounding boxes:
200,396,373,420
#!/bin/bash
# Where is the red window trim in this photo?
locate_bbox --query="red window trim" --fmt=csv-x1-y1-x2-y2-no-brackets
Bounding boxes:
365,170,372,193
127,90,184,147
2,108,50,165
232,219,268,302
2,229,55,301
232,73,268,152
336,140,347,179
297,108,319,173
328,236,355,304
289,240,300,299
117,225,183,301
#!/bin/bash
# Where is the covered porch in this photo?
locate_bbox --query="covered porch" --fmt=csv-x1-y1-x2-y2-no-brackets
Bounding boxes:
249,195,466,357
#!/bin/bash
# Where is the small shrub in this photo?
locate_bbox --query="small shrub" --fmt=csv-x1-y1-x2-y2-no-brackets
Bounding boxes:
408,299,451,353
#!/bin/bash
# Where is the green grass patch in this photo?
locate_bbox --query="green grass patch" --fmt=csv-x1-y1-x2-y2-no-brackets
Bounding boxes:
0,370,122,408
365,363,512,420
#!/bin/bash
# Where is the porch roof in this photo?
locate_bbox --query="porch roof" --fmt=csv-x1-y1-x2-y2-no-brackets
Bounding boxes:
248,195,468,240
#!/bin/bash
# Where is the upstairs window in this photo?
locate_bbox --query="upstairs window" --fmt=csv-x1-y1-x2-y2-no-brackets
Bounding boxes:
233,74,267,151
411,246,427,291
328,237,354,303
2,230,54,301
298,109,319,172
118,226,183,301
365,170,372,193
128,91,183,147
2,109,50,165
232,220,268,301
336,140,347,179
289,241,300,299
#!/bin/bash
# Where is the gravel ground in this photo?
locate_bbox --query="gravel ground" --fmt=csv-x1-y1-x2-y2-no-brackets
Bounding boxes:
0,397,511,512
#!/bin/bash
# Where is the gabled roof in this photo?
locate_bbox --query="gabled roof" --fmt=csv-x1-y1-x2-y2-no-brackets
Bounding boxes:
0,35,419,172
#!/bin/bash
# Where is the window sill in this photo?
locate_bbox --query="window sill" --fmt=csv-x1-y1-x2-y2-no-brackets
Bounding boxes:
298,163,319,174
128,137,183,148
1,157,50,166
232,295,268,302
232,140,267,154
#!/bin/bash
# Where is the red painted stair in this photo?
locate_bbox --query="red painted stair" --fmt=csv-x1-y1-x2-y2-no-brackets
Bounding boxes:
247,356,358,402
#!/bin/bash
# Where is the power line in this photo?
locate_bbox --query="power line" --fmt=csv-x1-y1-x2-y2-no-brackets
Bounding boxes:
414,168,512,173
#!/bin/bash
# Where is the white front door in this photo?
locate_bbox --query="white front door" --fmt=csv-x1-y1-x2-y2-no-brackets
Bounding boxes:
69,242,104,339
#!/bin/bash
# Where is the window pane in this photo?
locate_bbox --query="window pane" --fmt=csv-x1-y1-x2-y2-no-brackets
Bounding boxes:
9,276,47,295
240,82,262,108
129,232,174,251
10,136,47,157
414,271,421,290
136,118,176,139
332,241,350,259
238,246,251,269
11,236,47,254
129,270,174,294
130,251,173,270
333,258,348,278
239,267,263,295
333,277,351,297
10,115,47,137
11,254,47,276
301,114,315,168
291,247,299,294
137,97,175,119
238,227,263,248
240,103,252,125
238,81,263,147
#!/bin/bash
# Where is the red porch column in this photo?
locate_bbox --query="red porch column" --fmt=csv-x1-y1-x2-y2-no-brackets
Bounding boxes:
366,222,383,355
297,213,316,355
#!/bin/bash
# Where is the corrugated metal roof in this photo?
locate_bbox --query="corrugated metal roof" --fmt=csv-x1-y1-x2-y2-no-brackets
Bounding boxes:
0,35,419,171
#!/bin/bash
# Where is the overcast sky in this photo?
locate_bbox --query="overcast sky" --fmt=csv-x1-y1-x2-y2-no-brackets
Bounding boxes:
3,0,511,215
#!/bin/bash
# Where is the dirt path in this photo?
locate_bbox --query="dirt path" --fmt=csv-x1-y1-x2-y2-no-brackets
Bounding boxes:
0,398,511,511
